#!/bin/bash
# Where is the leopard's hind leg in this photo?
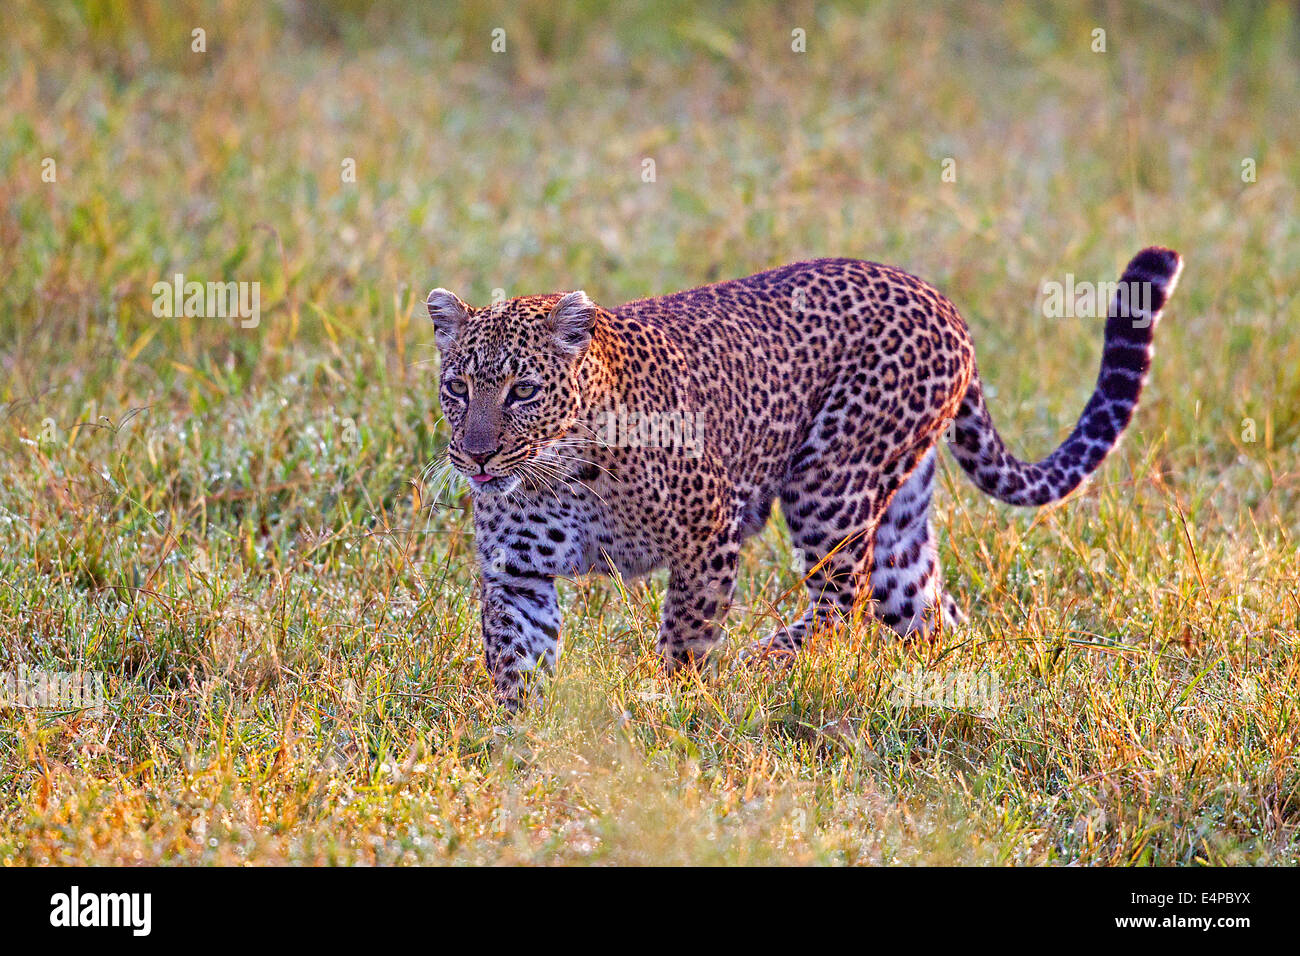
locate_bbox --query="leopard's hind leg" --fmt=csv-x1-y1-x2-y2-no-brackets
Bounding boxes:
869,448,965,636
744,433,935,660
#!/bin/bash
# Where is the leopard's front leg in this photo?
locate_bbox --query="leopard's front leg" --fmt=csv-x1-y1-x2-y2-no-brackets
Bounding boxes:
471,492,591,709
656,521,740,669
478,559,561,709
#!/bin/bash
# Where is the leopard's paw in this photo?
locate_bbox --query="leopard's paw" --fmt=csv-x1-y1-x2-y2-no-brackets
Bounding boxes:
737,630,802,666
941,594,968,627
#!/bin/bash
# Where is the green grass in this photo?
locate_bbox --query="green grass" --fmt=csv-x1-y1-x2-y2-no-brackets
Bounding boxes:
0,0,1297,865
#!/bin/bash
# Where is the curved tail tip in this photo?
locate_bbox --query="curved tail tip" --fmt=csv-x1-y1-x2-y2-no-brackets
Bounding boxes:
1128,246,1183,289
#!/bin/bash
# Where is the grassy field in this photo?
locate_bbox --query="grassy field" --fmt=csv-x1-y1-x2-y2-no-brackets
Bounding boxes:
1,0,1297,865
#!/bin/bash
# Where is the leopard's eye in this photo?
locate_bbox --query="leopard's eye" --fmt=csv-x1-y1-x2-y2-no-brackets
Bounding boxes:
508,382,539,402
444,378,469,399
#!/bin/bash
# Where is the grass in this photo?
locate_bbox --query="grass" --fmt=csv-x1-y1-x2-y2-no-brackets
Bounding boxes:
0,0,1297,865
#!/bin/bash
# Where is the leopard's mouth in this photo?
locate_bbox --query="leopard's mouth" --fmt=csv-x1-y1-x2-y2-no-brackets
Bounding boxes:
459,468,521,496
467,471,506,489
452,443,557,495
448,447,521,493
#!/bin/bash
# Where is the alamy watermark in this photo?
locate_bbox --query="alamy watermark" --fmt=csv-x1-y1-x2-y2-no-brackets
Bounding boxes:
889,667,1000,717
594,405,703,458
50,886,150,936
1,666,105,716
152,272,260,328
1040,274,1153,325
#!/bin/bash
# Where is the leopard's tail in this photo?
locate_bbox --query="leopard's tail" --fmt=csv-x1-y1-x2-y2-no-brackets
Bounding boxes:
948,246,1183,506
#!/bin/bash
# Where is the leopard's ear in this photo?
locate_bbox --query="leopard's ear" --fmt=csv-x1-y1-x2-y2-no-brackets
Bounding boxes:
426,288,469,349
548,290,597,356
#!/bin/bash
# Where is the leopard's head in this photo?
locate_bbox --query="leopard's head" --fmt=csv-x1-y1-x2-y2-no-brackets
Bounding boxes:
426,288,599,496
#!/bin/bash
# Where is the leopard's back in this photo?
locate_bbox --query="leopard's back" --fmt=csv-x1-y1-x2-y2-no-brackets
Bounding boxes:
607,258,976,493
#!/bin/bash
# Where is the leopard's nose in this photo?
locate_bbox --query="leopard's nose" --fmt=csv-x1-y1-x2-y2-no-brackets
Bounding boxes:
467,446,501,466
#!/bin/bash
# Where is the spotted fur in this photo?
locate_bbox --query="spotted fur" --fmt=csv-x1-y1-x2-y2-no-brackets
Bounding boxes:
427,247,1182,708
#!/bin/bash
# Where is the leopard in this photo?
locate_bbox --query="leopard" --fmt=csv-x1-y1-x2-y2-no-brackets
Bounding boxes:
425,246,1183,709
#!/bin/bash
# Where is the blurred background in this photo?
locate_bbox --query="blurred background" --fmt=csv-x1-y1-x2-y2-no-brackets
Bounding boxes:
0,1,1297,864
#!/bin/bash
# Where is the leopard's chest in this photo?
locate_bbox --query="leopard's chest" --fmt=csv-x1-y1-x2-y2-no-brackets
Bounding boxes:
477,477,668,580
